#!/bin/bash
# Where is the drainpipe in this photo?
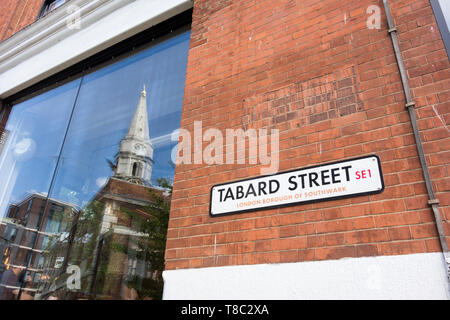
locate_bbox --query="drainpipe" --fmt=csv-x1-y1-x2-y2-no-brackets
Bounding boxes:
383,0,450,292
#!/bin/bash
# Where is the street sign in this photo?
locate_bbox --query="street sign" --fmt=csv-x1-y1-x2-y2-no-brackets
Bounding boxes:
210,155,384,217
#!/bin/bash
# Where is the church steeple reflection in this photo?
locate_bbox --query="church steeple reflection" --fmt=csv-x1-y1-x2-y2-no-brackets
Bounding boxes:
114,85,154,185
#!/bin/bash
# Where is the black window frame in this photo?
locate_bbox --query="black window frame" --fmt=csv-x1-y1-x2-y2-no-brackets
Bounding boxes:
430,0,450,58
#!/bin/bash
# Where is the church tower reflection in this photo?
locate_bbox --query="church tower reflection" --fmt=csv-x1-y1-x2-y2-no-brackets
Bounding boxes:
115,86,154,185
0,86,167,300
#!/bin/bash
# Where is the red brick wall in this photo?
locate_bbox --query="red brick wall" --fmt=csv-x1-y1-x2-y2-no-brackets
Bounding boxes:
0,0,43,41
166,0,450,270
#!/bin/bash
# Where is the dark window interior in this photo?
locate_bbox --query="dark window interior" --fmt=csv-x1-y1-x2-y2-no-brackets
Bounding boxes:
37,0,67,19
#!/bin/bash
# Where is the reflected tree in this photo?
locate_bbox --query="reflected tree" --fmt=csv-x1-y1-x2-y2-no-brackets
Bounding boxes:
109,178,172,300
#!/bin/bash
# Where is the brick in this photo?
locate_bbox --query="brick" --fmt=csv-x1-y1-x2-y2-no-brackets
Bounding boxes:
374,213,406,228
248,228,279,241
379,240,427,256
316,219,354,234
255,240,272,252
345,229,389,244
356,244,379,257
307,235,325,248
272,237,307,251
315,246,357,261
425,239,442,252
404,196,429,210
325,233,345,246
297,223,316,236
411,223,438,239
388,227,412,241
280,250,298,263
280,225,297,238
353,217,375,230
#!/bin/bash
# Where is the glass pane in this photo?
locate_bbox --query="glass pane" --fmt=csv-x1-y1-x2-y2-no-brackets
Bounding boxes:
0,79,82,300
438,0,450,31
37,31,190,300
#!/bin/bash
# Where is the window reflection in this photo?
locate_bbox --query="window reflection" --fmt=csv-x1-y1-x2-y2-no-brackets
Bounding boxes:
39,0,67,18
0,80,81,300
0,30,190,300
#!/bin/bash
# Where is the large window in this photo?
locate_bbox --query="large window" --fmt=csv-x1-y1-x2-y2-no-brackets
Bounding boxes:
0,28,190,300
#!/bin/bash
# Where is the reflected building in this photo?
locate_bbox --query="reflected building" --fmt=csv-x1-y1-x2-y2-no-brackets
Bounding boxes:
0,87,165,300
0,193,77,300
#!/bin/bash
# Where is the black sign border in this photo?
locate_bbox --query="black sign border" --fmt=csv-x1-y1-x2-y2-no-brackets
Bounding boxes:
209,154,385,217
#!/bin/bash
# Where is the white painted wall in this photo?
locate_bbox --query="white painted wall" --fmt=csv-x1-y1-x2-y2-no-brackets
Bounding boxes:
163,253,450,299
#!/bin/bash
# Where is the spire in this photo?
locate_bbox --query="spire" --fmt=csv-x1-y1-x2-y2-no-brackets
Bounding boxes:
126,85,151,142
115,85,154,185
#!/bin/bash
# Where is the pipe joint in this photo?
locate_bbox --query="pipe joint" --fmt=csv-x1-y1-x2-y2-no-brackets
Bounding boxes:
388,27,398,33
405,102,415,109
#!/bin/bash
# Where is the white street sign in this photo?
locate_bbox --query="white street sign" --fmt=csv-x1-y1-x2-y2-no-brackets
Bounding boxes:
210,155,384,216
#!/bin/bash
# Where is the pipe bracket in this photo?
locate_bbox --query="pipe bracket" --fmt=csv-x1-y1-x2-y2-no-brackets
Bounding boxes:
388,27,398,33
405,102,415,109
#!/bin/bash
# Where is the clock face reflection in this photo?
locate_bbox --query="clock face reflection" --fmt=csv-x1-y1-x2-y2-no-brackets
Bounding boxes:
15,139,33,155
13,138,36,161
134,144,145,155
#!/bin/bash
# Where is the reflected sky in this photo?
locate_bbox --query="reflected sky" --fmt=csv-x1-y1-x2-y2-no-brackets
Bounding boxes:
0,79,82,217
438,0,450,31
0,30,190,213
